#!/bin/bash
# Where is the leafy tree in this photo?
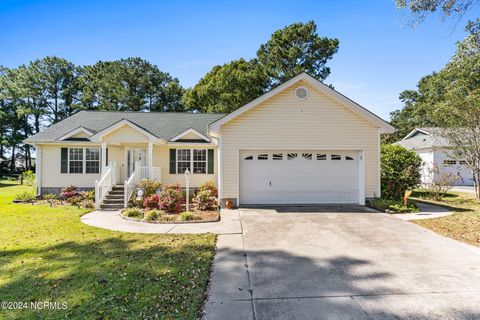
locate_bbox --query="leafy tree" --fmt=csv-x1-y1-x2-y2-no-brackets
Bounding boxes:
429,32,480,198
396,0,479,27
183,58,268,113
257,21,339,88
381,144,422,199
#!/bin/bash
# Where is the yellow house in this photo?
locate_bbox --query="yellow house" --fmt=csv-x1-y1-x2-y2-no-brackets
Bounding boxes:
25,73,394,209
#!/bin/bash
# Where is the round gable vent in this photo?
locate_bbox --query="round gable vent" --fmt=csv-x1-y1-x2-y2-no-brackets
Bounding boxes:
295,86,309,100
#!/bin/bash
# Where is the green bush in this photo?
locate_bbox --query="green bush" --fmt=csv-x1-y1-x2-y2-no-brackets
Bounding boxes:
193,190,218,211
123,208,143,219
67,196,83,206
144,209,161,222
81,200,95,209
179,211,195,221
43,193,57,207
368,198,418,213
138,179,162,197
15,191,36,202
198,181,218,197
381,144,422,199
83,190,95,201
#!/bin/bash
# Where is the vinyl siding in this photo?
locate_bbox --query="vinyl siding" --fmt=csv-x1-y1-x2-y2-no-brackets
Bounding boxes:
39,144,101,188
103,125,149,143
220,80,381,201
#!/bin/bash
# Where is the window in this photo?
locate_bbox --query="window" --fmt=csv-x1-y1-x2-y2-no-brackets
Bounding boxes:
460,160,467,165
69,148,83,173
177,149,191,174
317,154,326,160
176,149,208,174
287,153,298,160
302,153,312,160
346,156,354,160
244,156,253,160
193,149,207,174
443,160,456,166
258,154,268,160
272,153,283,160
331,155,341,160
86,148,100,173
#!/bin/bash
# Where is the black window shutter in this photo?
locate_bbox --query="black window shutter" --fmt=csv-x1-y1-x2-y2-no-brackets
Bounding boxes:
169,149,176,174
208,149,214,174
105,148,109,167
61,148,68,173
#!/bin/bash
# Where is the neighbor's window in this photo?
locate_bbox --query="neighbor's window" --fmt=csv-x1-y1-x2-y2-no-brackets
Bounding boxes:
193,149,207,174
459,160,467,165
443,160,456,166
86,148,100,173
69,148,84,173
177,149,191,174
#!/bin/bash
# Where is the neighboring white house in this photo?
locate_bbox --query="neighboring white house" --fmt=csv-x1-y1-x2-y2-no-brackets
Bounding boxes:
396,127,473,186
25,72,395,208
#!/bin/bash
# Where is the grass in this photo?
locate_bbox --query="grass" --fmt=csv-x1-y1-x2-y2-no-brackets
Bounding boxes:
0,181,216,319
412,190,480,247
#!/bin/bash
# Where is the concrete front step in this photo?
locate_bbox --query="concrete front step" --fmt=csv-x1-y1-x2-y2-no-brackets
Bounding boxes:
103,199,124,204
100,204,124,210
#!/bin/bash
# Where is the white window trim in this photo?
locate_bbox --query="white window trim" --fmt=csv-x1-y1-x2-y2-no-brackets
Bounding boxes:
67,147,100,174
176,149,208,175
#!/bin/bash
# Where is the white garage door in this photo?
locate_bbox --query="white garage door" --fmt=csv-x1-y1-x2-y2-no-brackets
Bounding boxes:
239,150,360,205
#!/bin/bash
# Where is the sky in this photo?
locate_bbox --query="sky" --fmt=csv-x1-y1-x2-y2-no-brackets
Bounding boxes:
0,0,475,120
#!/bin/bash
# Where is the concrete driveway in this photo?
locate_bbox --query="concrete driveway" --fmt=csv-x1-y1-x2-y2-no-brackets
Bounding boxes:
204,206,480,320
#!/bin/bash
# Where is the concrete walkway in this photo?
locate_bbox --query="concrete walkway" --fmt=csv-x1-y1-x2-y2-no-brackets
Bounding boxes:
81,209,242,234
452,186,476,194
204,207,480,320
393,201,453,221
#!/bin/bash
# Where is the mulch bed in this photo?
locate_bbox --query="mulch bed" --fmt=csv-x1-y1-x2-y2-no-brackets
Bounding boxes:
121,209,220,224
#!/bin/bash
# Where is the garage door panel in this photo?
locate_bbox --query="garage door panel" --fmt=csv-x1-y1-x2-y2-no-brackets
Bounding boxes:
240,150,360,205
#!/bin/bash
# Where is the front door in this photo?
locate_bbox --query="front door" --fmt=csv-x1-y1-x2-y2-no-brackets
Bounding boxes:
126,148,147,178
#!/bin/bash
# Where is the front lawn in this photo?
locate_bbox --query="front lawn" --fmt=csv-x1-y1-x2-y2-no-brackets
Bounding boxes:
412,190,480,247
0,181,216,319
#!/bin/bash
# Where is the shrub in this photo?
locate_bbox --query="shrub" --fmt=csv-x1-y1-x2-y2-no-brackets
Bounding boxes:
381,144,422,199
137,179,162,197
144,209,161,222
21,170,35,186
60,185,78,199
159,184,183,214
143,194,160,209
67,196,83,206
193,190,218,211
81,200,95,209
16,191,36,202
198,181,218,197
123,208,143,219
83,190,95,201
179,211,195,221
368,198,418,213
421,164,459,200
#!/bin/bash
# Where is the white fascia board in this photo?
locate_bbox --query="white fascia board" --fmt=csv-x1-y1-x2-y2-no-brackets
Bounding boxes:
209,72,395,134
402,128,431,140
57,126,94,140
170,128,210,142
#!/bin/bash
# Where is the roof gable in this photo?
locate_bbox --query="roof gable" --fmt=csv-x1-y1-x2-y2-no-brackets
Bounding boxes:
209,73,395,134
170,128,210,142
58,126,94,140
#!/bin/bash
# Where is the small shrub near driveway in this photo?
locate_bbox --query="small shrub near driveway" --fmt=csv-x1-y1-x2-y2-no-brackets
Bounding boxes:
368,198,419,213
144,209,161,222
421,164,459,200
123,208,143,219
381,144,422,199
193,181,219,211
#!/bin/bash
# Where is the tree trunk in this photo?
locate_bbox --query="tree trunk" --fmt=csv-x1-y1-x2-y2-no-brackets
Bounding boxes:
10,145,16,171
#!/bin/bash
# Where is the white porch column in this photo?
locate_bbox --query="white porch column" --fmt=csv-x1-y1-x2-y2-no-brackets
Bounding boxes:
101,142,107,174
36,145,42,195
147,142,153,179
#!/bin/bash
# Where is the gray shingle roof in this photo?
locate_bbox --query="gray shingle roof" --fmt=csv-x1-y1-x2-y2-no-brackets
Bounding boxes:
395,127,449,149
25,111,226,143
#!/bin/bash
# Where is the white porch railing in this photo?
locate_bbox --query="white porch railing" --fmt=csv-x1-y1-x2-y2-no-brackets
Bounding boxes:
124,161,162,208
94,162,117,209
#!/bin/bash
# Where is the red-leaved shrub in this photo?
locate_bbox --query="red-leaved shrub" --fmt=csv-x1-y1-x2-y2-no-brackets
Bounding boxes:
159,184,183,214
143,194,160,209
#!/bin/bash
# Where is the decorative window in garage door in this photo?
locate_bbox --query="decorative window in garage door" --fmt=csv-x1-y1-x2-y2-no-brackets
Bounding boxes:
244,155,253,160
331,154,341,160
287,153,298,160
272,153,283,160
317,154,327,160
258,154,268,160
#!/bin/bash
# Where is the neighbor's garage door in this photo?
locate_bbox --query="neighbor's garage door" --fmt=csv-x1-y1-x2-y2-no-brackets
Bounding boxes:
239,150,359,205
